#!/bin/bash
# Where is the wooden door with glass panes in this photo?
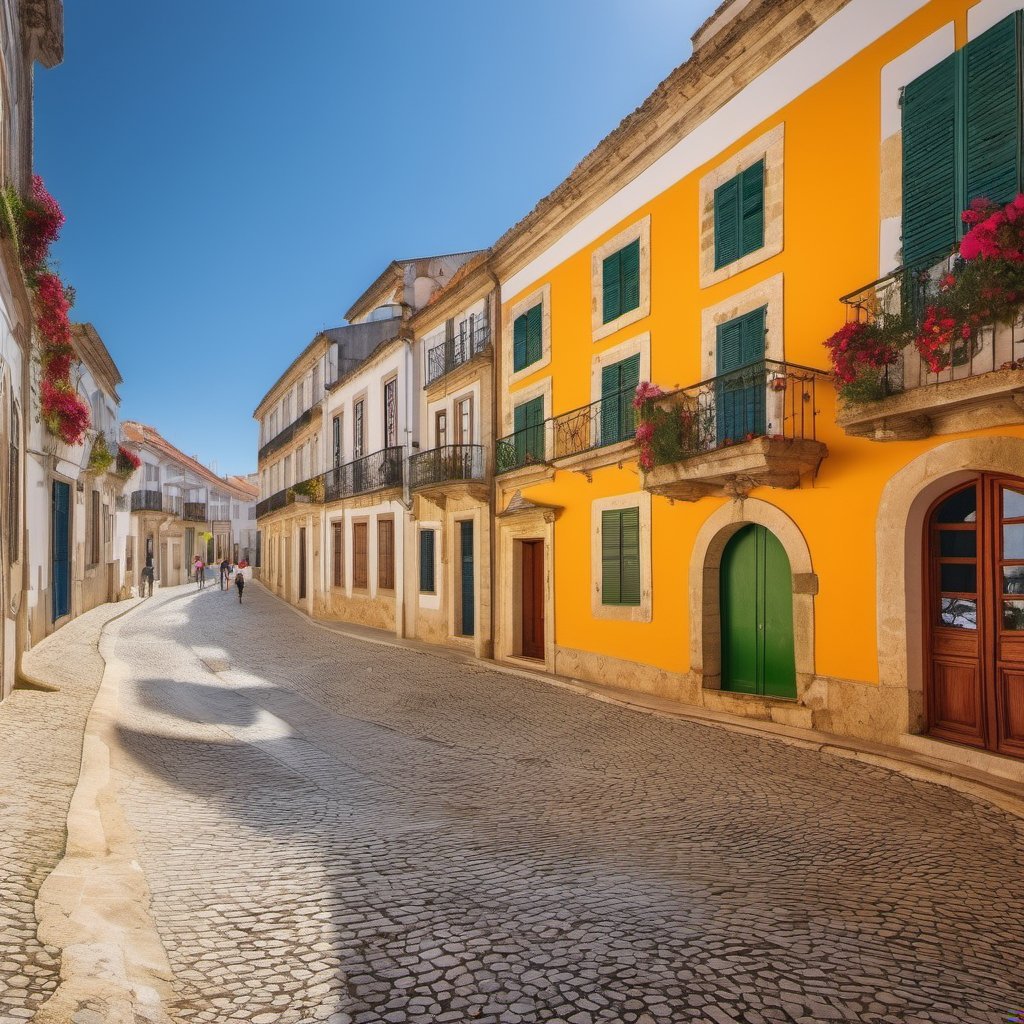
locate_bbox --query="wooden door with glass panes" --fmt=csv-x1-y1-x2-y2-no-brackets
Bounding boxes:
926,475,1024,759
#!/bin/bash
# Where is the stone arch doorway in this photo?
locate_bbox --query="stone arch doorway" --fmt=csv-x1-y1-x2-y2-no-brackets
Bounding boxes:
876,436,1024,746
690,498,815,698
720,524,796,698
924,474,1024,759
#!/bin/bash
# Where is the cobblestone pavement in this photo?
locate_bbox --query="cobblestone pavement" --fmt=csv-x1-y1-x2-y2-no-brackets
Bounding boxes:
0,599,138,1024
106,582,1024,1024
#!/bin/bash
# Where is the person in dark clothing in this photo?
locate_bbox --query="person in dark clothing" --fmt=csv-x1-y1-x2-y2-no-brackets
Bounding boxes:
235,569,245,603
220,558,230,591
141,554,155,597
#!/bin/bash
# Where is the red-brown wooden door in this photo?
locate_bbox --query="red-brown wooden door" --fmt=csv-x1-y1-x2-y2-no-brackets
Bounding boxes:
521,540,545,660
926,475,1024,759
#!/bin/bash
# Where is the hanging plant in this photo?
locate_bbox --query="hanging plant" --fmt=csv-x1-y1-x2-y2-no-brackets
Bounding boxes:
40,377,90,447
86,433,114,474
5,176,91,445
115,444,142,478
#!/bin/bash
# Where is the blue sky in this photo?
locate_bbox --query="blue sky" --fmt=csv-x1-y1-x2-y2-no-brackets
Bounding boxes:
35,0,720,474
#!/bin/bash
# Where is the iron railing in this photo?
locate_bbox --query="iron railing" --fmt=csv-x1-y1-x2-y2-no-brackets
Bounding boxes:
551,389,637,460
840,251,1024,399
258,404,318,463
130,489,164,513
495,422,549,475
325,446,404,499
646,360,825,464
424,322,491,387
182,502,208,522
409,444,486,490
256,487,291,519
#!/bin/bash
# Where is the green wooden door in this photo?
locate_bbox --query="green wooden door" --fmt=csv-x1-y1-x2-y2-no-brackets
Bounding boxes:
720,524,796,698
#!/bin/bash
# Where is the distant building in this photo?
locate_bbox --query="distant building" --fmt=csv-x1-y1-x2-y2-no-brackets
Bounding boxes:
120,421,258,589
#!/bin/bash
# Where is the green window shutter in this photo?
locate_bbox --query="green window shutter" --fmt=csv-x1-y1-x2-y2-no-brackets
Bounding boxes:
601,509,622,605
620,239,641,316
740,306,767,365
716,318,744,374
740,160,765,256
419,529,435,593
600,354,641,445
714,176,741,269
617,354,641,441
619,506,641,606
513,313,528,372
526,304,543,366
965,14,1021,208
602,250,622,323
902,52,958,265
515,396,545,463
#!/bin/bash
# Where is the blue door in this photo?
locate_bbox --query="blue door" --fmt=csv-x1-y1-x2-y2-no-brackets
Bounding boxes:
460,520,475,637
716,306,767,445
52,481,70,621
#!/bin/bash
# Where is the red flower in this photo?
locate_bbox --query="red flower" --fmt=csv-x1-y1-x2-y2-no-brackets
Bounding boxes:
40,378,90,446
19,176,65,271
117,444,142,471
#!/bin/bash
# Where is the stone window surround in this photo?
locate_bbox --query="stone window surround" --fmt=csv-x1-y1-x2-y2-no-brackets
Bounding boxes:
418,522,442,611
699,123,785,289
590,215,652,343
700,274,784,381
590,491,653,623
350,514,370,594
328,513,345,590
451,510,479,639
503,283,552,388
503,375,552,457
376,513,396,595
590,332,651,405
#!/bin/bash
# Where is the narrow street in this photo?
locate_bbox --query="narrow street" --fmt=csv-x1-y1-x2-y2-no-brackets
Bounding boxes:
10,580,1014,1024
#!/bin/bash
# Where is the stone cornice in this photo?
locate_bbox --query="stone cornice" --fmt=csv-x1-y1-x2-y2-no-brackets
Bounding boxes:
410,259,494,335
490,0,851,285
20,0,64,68
253,334,330,418
72,322,122,402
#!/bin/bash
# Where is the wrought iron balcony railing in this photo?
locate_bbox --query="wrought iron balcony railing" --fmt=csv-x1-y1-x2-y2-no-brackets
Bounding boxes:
495,421,549,475
840,252,1024,400
182,502,208,522
258,404,319,463
424,322,491,387
130,489,164,513
646,360,824,460
409,444,486,490
551,389,637,461
323,446,405,501
256,487,290,519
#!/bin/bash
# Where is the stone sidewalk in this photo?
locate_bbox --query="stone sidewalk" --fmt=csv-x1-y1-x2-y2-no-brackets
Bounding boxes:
109,582,1024,1024
0,598,138,1024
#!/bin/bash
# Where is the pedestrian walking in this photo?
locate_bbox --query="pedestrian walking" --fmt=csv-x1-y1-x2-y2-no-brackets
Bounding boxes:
235,568,245,603
141,554,155,597
194,556,205,590
220,558,230,591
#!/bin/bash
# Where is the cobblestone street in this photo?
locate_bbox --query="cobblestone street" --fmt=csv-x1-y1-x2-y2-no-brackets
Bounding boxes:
78,580,1018,1024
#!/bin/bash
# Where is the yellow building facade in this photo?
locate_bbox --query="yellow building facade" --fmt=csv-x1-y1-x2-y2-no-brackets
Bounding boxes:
490,0,1024,777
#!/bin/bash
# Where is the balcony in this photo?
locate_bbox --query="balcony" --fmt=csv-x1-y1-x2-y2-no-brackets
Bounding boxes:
130,489,165,513
182,502,208,522
836,260,1024,440
495,422,549,477
549,389,637,474
424,322,491,388
640,361,829,501
409,444,487,501
323,446,405,502
258,404,319,463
